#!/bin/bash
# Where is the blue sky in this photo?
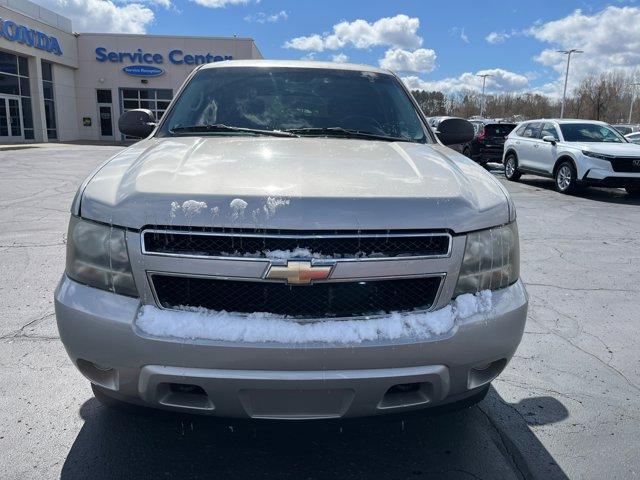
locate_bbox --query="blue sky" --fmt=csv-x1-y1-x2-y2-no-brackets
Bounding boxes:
39,0,640,95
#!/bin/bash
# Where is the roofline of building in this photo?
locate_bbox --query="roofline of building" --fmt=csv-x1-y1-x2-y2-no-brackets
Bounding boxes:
0,0,73,34
76,32,257,42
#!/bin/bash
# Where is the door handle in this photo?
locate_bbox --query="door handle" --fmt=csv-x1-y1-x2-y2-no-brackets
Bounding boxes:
534,144,539,148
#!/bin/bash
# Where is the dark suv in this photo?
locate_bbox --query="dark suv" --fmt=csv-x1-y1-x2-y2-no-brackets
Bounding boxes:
463,121,516,166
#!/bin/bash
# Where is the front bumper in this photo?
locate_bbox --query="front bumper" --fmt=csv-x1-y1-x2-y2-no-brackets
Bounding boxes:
55,276,528,419
581,168,640,188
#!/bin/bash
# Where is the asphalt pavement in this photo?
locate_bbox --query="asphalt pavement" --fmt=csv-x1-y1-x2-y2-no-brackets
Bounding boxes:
0,145,638,479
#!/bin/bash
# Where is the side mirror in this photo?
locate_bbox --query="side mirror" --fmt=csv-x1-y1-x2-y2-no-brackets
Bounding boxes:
435,118,475,146
542,135,557,144
118,109,156,138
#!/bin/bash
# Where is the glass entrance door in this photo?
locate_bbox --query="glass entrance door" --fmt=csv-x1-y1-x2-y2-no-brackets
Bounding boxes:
98,105,113,138
0,95,24,142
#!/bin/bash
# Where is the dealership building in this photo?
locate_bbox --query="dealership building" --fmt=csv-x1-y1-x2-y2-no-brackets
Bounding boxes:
0,0,262,143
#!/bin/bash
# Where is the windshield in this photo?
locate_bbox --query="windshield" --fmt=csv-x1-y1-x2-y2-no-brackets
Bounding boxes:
559,123,627,143
159,67,428,142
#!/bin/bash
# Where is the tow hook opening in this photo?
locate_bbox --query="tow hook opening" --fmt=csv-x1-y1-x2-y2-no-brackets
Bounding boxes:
157,382,214,411
378,382,433,409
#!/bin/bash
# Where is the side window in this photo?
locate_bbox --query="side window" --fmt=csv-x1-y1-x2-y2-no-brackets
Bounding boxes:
523,122,541,139
541,123,559,141
515,124,527,136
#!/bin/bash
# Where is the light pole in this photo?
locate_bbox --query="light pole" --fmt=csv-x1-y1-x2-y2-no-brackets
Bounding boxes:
559,49,582,119
476,73,493,118
628,81,640,124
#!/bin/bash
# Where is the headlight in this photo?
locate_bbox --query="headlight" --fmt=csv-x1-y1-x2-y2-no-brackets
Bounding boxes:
454,222,520,296
582,150,613,160
66,216,138,297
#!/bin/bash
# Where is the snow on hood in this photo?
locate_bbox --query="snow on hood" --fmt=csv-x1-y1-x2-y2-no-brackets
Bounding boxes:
78,136,509,232
135,290,493,345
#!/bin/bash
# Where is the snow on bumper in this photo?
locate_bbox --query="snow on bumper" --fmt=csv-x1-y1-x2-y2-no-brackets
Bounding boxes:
135,291,493,344
55,277,527,417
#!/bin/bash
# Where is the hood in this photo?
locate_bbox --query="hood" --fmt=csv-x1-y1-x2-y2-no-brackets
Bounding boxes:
577,142,640,156
79,137,509,232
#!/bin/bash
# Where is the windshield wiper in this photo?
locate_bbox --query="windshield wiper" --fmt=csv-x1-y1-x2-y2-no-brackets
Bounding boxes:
169,124,297,137
284,127,413,142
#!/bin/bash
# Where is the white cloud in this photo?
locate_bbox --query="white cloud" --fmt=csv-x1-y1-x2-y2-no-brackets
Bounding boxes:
529,6,640,94
286,34,325,52
244,10,288,23
38,0,155,33
284,14,422,52
379,48,436,73
332,53,348,63
486,31,509,44
402,68,529,93
460,29,469,44
450,27,469,44
130,0,171,7
485,29,523,44
192,0,248,7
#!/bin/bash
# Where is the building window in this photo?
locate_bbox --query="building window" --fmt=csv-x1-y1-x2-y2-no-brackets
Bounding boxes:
41,61,57,140
97,89,112,104
0,51,34,139
119,88,172,138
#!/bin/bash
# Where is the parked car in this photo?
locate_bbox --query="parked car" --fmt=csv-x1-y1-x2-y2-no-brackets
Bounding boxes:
612,124,640,135
462,121,517,166
625,132,640,144
503,119,640,195
55,60,527,419
469,120,485,136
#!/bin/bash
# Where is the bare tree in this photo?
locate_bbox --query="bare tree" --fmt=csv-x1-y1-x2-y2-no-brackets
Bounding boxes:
411,70,639,124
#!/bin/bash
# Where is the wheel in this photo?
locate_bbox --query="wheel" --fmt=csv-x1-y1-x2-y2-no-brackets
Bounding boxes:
554,161,577,194
504,154,521,181
625,186,640,197
91,383,136,412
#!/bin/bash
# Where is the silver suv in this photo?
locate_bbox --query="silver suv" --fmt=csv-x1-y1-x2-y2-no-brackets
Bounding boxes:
55,60,527,419
503,119,640,195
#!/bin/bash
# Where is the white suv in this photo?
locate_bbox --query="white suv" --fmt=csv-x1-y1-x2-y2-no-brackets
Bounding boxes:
503,119,640,195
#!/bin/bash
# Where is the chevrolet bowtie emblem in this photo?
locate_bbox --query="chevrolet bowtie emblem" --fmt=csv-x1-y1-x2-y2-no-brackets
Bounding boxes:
265,261,332,285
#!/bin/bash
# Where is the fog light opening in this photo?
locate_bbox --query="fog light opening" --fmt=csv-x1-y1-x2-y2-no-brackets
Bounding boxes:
468,358,508,389
76,359,119,390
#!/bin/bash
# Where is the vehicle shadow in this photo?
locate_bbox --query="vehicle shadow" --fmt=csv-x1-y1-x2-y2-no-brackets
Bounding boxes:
60,387,569,480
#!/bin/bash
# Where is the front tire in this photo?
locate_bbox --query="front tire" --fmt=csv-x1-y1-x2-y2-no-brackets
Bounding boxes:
625,186,640,197
555,161,577,194
504,154,521,181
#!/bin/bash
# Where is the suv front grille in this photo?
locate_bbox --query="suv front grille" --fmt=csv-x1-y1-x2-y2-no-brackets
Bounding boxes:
150,274,443,318
142,229,451,259
609,157,640,173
